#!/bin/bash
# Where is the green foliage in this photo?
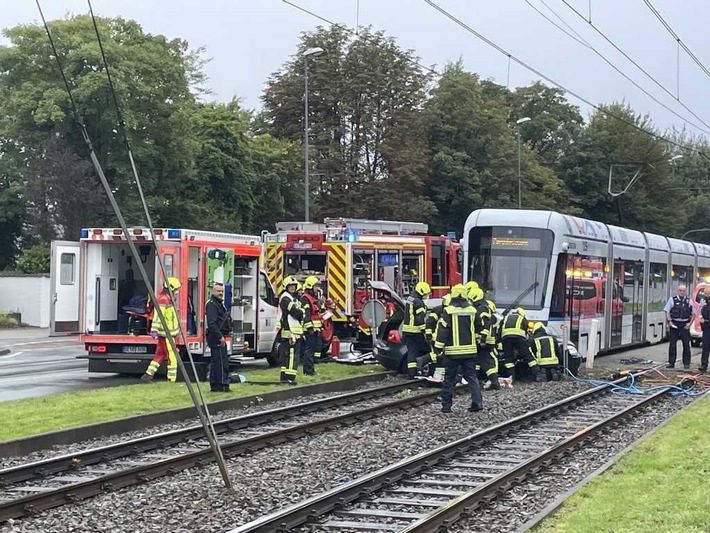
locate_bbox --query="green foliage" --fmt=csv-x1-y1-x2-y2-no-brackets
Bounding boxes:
0,312,20,329
16,244,51,274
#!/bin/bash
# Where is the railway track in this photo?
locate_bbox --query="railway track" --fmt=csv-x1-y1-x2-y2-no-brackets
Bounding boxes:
227,378,671,533
0,379,433,523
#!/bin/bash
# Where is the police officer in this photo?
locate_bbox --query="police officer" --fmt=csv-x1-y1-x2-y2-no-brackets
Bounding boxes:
434,284,483,413
699,288,710,374
279,276,304,383
470,287,500,390
501,307,540,381
142,277,181,383
206,282,233,392
403,281,431,378
664,284,694,369
301,275,323,376
529,322,562,381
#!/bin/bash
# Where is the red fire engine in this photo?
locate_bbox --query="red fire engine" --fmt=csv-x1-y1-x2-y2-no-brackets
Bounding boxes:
263,218,462,339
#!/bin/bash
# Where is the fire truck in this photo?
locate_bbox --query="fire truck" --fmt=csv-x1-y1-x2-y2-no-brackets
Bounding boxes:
51,227,280,380
262,218,462,341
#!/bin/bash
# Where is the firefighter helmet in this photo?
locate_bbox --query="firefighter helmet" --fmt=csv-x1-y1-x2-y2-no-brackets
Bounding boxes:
415,281,431,296
533,322,546,334
464,281,479,292
515,307,526,317
468,287,484,303
304,275,320,290
486,300,497,313
450,284,467,298
166,277,181,291
282,276,299,291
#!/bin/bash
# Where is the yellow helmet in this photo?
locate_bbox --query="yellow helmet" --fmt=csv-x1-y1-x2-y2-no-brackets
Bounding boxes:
486,300,497,313
533,322,546,334
304,275,321,290
515,307,526,317
450,284,467,298
468,287,484,303
282,276,299,291
415,281,431,296
166,277,181,291
464,281,479,292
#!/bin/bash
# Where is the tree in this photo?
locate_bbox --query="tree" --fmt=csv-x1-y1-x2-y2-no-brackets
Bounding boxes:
424,63,574,235
0,155,24,269
23,140,108,241
262,26,435,221
0,15,204,227
16,244,51,274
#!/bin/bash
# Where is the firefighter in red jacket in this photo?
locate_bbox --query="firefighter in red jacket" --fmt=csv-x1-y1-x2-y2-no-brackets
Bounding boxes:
142,277,181,383
301,275,324,375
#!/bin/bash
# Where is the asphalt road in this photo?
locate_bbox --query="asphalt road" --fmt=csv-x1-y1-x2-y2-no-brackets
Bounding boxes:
0,333,269,402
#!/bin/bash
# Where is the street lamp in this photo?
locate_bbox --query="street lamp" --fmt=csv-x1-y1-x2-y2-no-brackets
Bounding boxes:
303,46,324,223
515,117,531,209
680,228,710,241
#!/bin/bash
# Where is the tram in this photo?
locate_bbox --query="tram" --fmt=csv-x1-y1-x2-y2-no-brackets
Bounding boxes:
463,209,710,356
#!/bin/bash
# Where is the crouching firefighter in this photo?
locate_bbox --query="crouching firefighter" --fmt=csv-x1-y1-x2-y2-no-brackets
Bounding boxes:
403,281,432,378
301,275,323,376
434,284,483,413
278,277,304,383
530,322,562,381
469,287,500,390
142,277,181,383
501,307,541,382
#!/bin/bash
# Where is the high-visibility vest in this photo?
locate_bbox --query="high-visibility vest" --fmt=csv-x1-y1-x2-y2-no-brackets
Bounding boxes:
434,298,477,356
280,292,304,338
502,313,526,338
533,335,559,366
150,292,179,337
403,294,427,334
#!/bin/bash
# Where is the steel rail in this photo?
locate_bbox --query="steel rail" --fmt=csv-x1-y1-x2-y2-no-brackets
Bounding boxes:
0,380,431,522
226,376,655,533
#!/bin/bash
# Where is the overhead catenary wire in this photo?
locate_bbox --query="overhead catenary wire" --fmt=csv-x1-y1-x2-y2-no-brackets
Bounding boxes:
85,0,232,488
34,0,232,489
559,0,710,137
526,0,710,135
282,0,710,163
643,0,710,81
419,0,710,162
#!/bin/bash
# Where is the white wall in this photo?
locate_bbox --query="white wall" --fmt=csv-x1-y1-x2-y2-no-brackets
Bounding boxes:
0,275,51,328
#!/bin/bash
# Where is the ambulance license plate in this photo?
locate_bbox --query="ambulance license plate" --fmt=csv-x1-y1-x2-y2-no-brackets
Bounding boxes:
123,346,148,354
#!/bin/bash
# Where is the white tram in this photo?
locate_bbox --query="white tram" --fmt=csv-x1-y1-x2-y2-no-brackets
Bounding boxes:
463,209,710,356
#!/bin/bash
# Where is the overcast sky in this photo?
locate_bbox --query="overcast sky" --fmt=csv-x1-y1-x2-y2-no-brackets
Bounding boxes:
4,0,710,139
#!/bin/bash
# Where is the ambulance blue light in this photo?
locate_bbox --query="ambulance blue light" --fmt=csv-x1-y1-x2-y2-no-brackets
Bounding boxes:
167,229,181,239
81,229,89,238
345,230,357,243
447,231,456,240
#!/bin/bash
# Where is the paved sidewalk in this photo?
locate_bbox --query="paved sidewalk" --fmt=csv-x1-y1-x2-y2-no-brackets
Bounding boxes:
0,328,52,355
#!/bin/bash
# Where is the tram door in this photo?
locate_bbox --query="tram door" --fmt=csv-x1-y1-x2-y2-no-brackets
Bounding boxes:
610,260,624,347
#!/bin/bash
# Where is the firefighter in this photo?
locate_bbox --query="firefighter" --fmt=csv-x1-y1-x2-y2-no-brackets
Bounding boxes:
434,284,483,413
424,289,452,378
279,276,304,383
205,282,233,392
403,281,431,378
470,287,501,390
529,322,562,381
501,307,541,382
142,277,181,383
301,275,323,376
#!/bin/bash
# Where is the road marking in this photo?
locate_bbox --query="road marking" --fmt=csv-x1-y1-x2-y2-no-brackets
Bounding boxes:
8,339,79,348
0,351,24,361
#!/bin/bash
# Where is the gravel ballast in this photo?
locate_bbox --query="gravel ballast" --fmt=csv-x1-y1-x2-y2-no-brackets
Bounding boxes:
1,381,591,533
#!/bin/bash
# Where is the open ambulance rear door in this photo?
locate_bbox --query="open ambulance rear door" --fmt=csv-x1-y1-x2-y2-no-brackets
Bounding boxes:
49,240,81,336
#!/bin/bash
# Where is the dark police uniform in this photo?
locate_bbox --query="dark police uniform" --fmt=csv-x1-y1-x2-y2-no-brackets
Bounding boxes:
701,295,710,372
206,293,233,392
665,294,693,368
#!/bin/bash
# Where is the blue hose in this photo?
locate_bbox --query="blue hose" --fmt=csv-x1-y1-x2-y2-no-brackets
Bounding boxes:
564,368,706,397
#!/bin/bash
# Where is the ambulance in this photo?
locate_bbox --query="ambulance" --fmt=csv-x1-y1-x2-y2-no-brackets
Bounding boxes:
50,227,280,380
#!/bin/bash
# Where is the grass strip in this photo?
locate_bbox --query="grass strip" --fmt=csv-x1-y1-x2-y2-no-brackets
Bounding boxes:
534,395,710,533
0,363,382,442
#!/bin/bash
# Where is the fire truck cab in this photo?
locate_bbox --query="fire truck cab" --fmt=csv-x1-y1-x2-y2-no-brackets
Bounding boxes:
52,227,280,380
263,218,462,339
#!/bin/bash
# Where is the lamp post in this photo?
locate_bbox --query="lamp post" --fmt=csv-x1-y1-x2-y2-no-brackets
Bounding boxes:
516,117,531,209
680,228,710,241
303,46,324,222
669,154,683,181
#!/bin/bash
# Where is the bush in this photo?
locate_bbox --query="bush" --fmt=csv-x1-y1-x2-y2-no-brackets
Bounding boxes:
0,312,19,329
16,244,51,274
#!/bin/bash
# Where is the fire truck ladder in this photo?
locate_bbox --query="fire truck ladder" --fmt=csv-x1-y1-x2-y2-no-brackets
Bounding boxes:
325,218,428,235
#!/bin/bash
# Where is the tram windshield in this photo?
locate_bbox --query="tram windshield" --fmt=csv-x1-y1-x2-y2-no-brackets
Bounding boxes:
468,226,554,309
